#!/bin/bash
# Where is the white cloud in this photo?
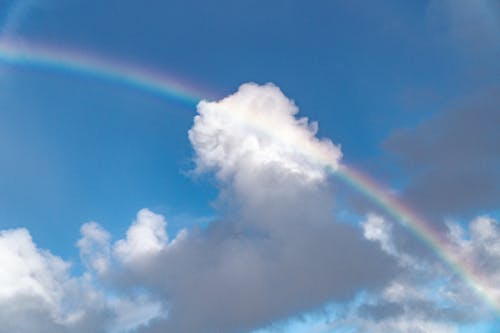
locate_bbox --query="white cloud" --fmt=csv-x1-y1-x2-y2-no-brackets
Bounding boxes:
0,228,68,307
363,213,394,254
0,227,90,331
189,82,342,183
468,216,500,257
77,222,111,275
362,214,417,268
114,208,168,265
0,225,165,332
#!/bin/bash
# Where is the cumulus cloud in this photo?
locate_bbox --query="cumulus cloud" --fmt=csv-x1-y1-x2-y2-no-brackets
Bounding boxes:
0,226,164,333
115,83,393,333
114,209,169,265
189,82,342,183
0,227,96,332
0,228,69,312
54,82,390,333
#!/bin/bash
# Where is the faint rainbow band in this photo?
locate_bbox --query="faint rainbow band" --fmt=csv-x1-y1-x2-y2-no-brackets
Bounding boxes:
0,40,207,105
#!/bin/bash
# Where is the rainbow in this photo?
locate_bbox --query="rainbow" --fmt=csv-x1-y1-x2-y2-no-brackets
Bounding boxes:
0,40,498,315
336,165,500,316
0,40,209,105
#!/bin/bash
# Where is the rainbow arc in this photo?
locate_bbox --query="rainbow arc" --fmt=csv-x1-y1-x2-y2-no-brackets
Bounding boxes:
1,39,498,316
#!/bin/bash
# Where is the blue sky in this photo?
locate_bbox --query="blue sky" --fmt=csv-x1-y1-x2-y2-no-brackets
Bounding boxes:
0,1,499,332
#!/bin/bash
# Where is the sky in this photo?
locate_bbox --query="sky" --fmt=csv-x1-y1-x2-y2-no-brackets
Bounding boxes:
0,0,499,332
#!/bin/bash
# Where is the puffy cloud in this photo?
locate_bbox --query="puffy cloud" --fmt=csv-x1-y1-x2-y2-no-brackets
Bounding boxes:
113,83,395,333
114,209,169,265
0,226,164,333
0,228,68,305
189,82,342,183
0,227,96,332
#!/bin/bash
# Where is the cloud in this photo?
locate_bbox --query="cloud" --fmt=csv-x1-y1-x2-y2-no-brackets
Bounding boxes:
348,316,457,333
383,89,500,218
340,214,500,333
114,83,394,333
0,228,69,310
78,222,111,275
49,82,391,333
447,216,500,303
363,213,394,255
0,227,97,332
189,82,342,183
114,209,169,265
0,226,163,333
